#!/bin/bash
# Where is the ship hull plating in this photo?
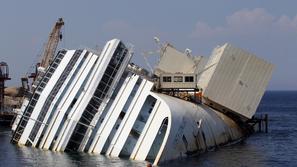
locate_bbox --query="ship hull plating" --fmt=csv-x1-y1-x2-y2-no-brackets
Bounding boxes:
11,39,273,166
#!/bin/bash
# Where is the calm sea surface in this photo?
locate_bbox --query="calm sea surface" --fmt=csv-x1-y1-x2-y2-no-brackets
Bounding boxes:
1,91,296,167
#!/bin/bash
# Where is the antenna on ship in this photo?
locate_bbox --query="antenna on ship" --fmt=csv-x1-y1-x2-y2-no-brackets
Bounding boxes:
142,51,155,74
142,37,164,74
185,48,192,56
153,36,164,57
153,36,161,47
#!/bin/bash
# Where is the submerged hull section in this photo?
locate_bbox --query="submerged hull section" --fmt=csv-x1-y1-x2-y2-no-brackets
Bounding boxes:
146,93,243,165
11,71,245,165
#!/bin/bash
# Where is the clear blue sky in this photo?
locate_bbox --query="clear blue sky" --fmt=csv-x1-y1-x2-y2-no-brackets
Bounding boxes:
1,0,296,90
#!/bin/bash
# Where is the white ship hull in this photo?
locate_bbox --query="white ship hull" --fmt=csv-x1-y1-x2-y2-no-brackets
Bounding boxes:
11,38,273,165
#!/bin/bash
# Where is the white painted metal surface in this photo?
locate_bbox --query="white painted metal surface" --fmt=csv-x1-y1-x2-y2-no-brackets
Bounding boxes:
198,44,274,119
18,50,75,145
78,43,133,152
129,98,163,160
89,74,139,153
39,52,98,149
11,98,29,132
107,80,154,156
32,50,88,147
11,39,274,166
145,93,243,165
155,44,203,75
53,39,120,151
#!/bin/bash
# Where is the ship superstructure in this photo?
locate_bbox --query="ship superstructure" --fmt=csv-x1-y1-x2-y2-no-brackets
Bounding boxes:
11,38,274,165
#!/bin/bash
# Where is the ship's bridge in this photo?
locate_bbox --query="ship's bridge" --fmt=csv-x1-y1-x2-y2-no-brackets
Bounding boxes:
153,43,207,91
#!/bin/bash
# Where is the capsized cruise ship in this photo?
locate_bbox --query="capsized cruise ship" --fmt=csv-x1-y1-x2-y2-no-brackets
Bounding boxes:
11,38,274,165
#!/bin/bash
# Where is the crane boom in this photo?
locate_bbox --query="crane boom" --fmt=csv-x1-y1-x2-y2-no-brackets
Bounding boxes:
40,18,64,68
28,18,64,92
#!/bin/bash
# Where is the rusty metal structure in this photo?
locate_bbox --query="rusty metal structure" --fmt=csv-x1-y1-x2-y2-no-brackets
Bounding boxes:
40,18,64,69
30,18,64,84
0,62,11,111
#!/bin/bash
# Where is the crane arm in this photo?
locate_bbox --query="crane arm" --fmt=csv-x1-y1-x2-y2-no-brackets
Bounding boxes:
40,18,64,68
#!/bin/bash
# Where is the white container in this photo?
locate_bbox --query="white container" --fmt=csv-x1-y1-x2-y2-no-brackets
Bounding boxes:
198,43,274,119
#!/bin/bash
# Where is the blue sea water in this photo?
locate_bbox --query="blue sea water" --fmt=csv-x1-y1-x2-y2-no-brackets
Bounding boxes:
0,91,296,167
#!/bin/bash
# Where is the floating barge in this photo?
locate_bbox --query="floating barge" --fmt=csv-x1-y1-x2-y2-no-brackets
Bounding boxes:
11,38,273,165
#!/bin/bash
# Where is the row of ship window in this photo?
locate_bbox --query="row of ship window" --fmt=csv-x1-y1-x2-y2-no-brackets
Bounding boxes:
162,76,194,83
